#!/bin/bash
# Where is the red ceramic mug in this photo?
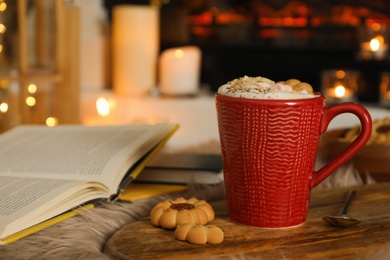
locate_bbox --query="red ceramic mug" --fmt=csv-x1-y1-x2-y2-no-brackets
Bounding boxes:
215,94,372,228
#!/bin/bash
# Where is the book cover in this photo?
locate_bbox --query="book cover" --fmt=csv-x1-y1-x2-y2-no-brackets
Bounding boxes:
136,153,224,184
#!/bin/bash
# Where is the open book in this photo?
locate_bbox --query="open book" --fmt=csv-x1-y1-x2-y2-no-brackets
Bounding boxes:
0,123,178,244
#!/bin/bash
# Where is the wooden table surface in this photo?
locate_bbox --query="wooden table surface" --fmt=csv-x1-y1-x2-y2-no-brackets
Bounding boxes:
104,183,390,259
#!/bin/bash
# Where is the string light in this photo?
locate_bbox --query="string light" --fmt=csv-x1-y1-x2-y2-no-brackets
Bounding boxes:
0,102,7,113
25,83,37,107
0,2,6,12
28,83,37,94
46,117,58,127
0,1,8,124
0,1,5,57
25,96,36,107
0,1,60,130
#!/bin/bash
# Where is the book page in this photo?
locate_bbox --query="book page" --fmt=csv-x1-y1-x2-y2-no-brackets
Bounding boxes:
0,123,176,192
0,123,178,240
0,176,107,239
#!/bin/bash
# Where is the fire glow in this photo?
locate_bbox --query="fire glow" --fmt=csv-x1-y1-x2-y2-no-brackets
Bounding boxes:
96,98,110,116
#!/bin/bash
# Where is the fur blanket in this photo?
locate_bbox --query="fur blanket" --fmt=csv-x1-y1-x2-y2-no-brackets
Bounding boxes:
0,184,226,260
0,163,381,260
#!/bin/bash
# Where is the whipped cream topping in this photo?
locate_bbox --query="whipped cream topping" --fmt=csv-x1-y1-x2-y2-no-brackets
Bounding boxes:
218,75,318,100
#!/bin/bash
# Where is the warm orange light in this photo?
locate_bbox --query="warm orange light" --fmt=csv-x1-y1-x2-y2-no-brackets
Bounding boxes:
336,70,345,79
376,35,384,44
0,80,8,89
0,23,6,33
370,38,380,51
188,12,213,25
174,49,184,59
284,17,294,26
96,98,110,116
0,102,8,113
191,26,213,37
28,83,37,94
46,117,58,127
25,96,36,106
369,36,384,51
372,22,381,32
334,85,346,98
0,2,6,12
258,17,307,27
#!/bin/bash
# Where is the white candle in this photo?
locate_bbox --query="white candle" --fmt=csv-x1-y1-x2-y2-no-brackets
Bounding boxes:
159,46,201,96
112,5,159,96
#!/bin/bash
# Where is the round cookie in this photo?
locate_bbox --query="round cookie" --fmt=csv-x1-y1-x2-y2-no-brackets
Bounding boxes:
285,78,301,87
150,197,215,229
340,117,390,145
294,82,313,94
174,224,224,245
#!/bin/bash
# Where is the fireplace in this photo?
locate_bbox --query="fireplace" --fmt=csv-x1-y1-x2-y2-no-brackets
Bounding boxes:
106,0,390,103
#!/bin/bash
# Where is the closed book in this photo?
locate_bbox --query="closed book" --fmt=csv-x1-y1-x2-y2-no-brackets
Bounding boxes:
136,153,223,184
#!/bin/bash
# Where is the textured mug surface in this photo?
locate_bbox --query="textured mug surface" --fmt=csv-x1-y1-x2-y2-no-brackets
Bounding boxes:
215,94,372,228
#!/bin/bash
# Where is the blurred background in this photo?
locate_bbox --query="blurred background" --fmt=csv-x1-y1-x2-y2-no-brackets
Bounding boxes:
1,0,390,136
105,0,390,100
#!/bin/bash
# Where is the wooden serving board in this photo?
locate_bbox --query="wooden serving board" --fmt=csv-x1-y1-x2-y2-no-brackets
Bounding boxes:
104,183,390,260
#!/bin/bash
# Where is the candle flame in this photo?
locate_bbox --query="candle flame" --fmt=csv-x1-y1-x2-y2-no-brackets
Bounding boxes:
96,98,110,116
334,85,346,98
174,49,184,59
370,38,380,51
369,36,384,51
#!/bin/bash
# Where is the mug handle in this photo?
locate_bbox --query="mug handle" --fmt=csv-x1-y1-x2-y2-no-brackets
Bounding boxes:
310,102,372,189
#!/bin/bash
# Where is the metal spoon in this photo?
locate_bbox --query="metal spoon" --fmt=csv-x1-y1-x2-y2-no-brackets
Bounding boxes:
322,190,361,227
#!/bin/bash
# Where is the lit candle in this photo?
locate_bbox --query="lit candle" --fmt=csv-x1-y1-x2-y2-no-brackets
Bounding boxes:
334,85,353,98
370,37,381,51
82,97,119,125
325,84,354,102
360,36,388,60
159,46,202,96
322,69,359,104
96,97,111,117
112,5,159,96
